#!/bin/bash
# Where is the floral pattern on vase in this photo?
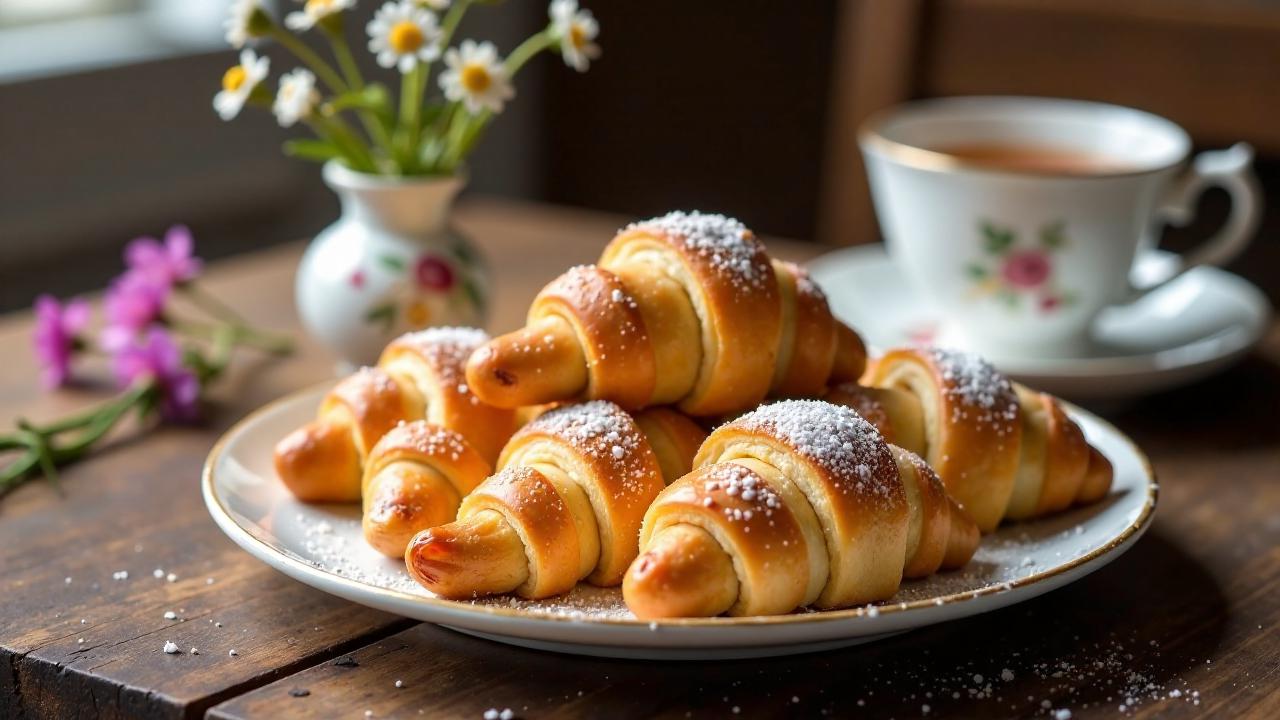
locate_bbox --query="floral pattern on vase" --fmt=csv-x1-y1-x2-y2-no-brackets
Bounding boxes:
296,163,487,369
359,247,486,334
965,220,1077,313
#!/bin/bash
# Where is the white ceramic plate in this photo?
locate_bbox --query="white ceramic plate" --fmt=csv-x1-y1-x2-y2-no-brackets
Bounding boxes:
203,386,1157,660
807,245,1271,401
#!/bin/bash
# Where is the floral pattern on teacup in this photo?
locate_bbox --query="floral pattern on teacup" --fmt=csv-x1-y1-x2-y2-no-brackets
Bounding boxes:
965,220,1077,313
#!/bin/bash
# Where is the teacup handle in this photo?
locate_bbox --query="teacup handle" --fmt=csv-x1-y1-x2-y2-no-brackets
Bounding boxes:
1135,142,1261,295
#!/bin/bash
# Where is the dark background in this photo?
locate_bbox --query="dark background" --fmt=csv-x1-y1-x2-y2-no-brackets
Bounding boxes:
1,0,1277,311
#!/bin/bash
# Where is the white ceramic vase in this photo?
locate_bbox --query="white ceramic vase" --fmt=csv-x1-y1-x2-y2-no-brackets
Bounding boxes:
296,161,488,369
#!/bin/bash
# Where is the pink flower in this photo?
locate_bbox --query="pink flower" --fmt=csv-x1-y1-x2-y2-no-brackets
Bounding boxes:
112,327,200,421
349,269,365,289
414,256,455,291
1000,250,1052,289
124,225,203,288
32,295,90,389
101,273,169,351
1039,295,1061,313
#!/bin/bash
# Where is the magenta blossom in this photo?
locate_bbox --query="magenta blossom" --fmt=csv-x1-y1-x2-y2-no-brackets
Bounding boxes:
101,273,169,352
112,327,200,421
1000,250,1052,289
124,225,203,288
32,295,91,389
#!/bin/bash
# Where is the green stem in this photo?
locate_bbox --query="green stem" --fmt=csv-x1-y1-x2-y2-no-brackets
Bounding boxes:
327,26,365,90
0,383,154,497
504,29,557,77
311,114,376,172
439,0,472,49
324,26,396,167
271,28,349,95
400,64,424,137
178,283,247,326
168,317,294,356
51,384,155,462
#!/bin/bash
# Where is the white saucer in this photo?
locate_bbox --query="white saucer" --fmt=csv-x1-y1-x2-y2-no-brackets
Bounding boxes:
807,245,1271,401
204,385,1155,660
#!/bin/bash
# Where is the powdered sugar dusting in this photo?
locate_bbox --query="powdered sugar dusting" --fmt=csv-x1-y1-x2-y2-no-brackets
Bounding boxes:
731,400,899,502
700,462,785,525
287,500,1120,621
518,401,654,494
925,348,1019,428
626,211,770,291
370,420,471,464
392,326,490,393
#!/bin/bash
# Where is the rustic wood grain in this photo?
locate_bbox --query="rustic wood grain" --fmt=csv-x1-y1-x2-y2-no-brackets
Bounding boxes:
2,200,778,720
3,199,1277,719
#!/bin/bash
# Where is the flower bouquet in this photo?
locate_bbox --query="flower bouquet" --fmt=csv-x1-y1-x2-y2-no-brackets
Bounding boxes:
214,0,602,366
217,0,600,176
2,228,293,497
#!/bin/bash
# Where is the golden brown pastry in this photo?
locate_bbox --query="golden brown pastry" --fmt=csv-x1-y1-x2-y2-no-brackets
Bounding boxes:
835,347,1113,532
273,328,519,503
360,421,491,557
622,400,978,618
465,212,867,416
404,402,703,600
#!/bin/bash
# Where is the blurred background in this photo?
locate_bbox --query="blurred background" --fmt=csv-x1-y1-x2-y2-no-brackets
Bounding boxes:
1,0,1278,311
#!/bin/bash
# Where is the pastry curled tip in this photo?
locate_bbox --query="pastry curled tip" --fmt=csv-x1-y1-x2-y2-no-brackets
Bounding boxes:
404,510,528,599
831,323,868,384
465,322,588,409
273,420,361,503
1077,445,1114,505
622,524,738,619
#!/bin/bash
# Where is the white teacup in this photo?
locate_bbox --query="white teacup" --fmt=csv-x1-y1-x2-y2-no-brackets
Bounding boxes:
860,96,1261,359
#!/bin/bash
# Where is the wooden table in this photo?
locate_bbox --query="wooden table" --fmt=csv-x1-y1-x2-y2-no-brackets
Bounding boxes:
2,200,1277,719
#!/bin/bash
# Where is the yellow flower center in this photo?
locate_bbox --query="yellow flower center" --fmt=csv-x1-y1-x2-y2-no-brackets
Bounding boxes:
306,0,336,12
222,65,247,92
407,300,431,327
569,24,587,49
460,64,491,93
389,21,425,54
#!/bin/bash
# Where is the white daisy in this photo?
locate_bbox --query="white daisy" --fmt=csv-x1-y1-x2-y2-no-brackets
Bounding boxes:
439,40,514,115
549,0,600,72
213,49,270,121
367,0,442,74
224,0,270,49
285,0,356,32
273,68,320,127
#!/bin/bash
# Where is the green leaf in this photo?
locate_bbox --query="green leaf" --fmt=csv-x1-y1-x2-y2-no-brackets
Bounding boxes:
328,84,394,125
1040,220,1067,249
365,303,396,332
965,263,988,280
460,277,486,315
378,255,406,272
980,220,1016,255
997,289,1020,308
283,139,342,163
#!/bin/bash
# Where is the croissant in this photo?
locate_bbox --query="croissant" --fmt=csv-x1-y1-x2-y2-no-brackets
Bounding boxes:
831,346,1113,532
465,211,867,416
360,420,491,557
622,400,978,618
404,401,706,599
274,328,519,502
